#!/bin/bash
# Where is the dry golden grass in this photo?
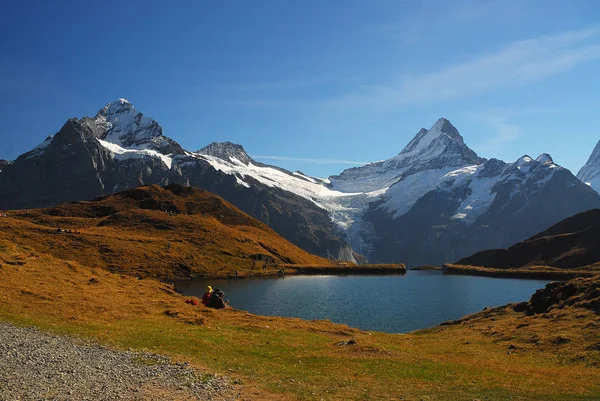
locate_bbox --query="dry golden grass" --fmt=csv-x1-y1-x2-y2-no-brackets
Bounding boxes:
1,236,599,400
0,185,337,280
445,263,600,280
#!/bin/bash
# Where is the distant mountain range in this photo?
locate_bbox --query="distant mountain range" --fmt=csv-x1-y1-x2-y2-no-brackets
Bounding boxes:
2,99,600,266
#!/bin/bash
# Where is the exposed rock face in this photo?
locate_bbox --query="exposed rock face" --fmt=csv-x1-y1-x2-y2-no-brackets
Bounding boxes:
523,277,600,315
0,118,180,210
197,142,253,165
0,160,10,172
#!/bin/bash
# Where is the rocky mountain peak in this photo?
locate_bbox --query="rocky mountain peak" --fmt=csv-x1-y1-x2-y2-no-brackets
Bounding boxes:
536,153,554,164
515,155,534,166
94,99,161,145
197,141,253,165
102,98,133,114
577,140,600,185
400,117,464,155
93,99,183,155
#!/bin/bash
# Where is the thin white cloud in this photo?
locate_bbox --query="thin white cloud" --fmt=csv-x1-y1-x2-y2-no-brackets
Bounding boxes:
327,27,600,111
252,155,367,165
473,119,521,153
380,0,524,44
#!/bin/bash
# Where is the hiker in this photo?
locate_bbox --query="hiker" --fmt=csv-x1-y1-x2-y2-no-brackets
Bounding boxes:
207,289,228,309
201,286,213,305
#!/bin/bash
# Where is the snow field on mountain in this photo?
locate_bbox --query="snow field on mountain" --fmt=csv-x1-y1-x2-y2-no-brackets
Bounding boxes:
97,139,173,169
191,152,390,230
382,168,458,218
444,166,499,224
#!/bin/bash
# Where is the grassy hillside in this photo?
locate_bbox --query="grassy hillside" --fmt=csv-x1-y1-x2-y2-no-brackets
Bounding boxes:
0,237,598,400
449,209,600,278
0,184,341,280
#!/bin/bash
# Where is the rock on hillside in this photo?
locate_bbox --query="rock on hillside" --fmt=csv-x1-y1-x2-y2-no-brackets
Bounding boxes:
522,276,600,315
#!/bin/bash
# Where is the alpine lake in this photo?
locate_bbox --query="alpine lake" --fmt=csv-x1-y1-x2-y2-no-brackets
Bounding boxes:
174,271,550,333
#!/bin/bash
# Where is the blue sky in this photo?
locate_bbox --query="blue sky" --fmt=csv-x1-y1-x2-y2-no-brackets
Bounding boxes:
1,0,600,177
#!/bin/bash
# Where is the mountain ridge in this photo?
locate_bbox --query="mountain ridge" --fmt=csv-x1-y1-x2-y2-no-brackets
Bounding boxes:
2,99,599,267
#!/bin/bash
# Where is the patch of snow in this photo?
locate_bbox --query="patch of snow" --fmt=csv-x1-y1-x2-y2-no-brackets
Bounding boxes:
451,213,467,220
25,135,53,159
183,152,380,238
382,168,459,217
235,176,250,188
450,172,500,224
97,138,173,169
292,171,319,184
366,187,389,198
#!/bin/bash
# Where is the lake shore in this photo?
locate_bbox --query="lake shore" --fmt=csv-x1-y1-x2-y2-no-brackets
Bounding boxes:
411,264,442,271
187,263,407,280
443,263,600,280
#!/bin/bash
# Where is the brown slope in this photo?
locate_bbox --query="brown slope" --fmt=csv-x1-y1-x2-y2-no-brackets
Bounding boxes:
450,209,600,275
0,183,335,280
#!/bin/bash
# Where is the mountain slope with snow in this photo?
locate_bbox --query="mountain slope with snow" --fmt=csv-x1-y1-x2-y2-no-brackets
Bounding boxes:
577,140,600,194
363,152,600,266
329,118,485,193
2,99,598,267
0,101,356,262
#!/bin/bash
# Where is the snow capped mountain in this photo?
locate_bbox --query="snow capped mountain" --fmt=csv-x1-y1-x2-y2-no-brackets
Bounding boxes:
577,140,600,193
2,99,598,267
439,154,562,223
0,100,356,261
329,118,485,193
93,98,184,156
364,152,599,266
197,142,254,165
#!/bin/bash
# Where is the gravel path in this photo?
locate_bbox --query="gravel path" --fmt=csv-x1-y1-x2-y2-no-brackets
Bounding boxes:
0,322,240,400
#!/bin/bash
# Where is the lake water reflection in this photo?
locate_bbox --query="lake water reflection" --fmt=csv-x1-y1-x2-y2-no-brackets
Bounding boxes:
174,271,550,333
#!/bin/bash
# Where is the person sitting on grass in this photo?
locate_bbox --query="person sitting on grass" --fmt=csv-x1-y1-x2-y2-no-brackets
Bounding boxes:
207,289,228,309
201,286,213,305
